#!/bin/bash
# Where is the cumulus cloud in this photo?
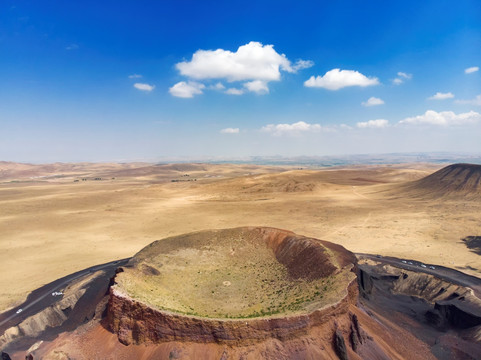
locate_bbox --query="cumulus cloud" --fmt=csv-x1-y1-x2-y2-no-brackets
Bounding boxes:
168,81,204,98
428,92,454,100
304,69,379,90
171,41,312,97
465,66,479,74
225,88,244,95
362,97,384,107
129,74,142,79
220,128,240,134
261,121,321,136
455,94,481,106
134,83,155,92
399,110,481,126
176,41,293,81
392,71,412,85
244,80,269,94
356,119,389,128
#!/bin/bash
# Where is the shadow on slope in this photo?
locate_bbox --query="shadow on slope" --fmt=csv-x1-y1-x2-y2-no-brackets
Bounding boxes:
376,163,481,200
462,236,481,256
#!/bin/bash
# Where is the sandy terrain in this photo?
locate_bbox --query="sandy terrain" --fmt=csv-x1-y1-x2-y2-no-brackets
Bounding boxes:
1,161,480,312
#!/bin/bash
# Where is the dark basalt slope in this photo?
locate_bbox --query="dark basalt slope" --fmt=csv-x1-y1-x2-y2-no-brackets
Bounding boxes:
394,163,481,199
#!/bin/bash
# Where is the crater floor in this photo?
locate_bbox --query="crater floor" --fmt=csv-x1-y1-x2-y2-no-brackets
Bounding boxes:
114,227,355,319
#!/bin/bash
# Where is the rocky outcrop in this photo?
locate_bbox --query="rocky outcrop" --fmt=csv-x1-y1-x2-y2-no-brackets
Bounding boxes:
333,328,348,360
349,313,365,352
107,279,358,346
0,271,103,349
0,290,87,348
107,227,359,346
358,260,481,341
434,300,481,329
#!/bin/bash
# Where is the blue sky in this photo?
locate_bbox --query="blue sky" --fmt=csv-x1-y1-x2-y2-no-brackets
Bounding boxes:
1,0,480,162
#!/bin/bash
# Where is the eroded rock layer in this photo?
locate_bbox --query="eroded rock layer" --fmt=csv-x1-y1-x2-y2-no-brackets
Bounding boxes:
107,227,358,345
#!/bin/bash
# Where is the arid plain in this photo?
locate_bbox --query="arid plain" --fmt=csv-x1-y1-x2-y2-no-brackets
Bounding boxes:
1,161,480,312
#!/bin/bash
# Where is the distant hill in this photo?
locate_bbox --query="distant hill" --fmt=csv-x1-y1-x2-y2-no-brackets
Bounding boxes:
396,163,481,199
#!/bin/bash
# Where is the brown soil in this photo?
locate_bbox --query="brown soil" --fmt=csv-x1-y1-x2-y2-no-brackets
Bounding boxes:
1,161,481,314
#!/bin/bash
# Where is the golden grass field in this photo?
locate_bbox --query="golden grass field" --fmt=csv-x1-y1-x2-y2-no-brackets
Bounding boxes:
1,161,480,312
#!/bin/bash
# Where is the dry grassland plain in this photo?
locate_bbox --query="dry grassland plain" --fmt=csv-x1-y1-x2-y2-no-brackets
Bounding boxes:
1,162,480,311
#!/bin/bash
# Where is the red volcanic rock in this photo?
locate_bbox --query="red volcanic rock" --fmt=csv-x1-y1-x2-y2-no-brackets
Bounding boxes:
333,328,349,360
107,281,358,346
107,227,358,346
270,235,337,279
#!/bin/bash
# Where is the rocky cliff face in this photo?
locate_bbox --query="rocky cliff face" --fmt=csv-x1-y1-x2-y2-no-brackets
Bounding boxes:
0,272,104,349
107,279,359,346
107,227,359,347
7,248,443,359
358,263,481,330
357,260,481,358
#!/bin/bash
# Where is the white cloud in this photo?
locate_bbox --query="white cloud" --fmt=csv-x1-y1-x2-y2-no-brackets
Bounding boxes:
292,59,314,72
392,71,412,85
428,92,454,100
173,41,312,96
220,128,240,134
397,72,412,79
129,74,142,79
261,121,321,136
455,94,481,106
133,83,155,92
176,41,296,81
304,69,379,90
168,81,204,98
465,66,479,74
225,88,245,95
362,97,384,107
399,110,481,126
244,80,269,94
209,82,225,90
356,119,389,128
224,81,269,95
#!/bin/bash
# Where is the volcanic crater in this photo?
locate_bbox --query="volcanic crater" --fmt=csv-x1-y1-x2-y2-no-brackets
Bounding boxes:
108,227,358,345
